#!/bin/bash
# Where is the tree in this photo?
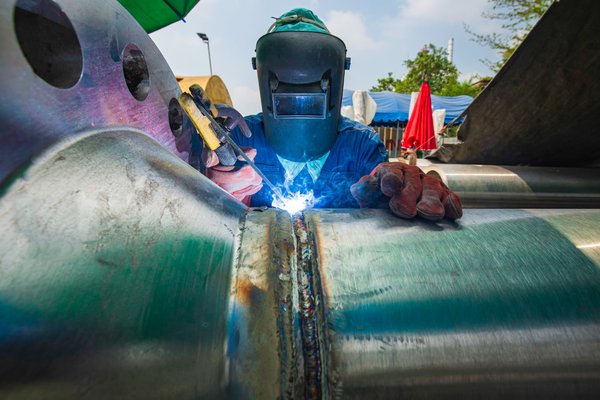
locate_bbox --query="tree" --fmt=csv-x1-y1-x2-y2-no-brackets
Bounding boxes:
371,44,478,97
372,72,397,92
466,0,554,71
402,44,458,94
438,80,481,98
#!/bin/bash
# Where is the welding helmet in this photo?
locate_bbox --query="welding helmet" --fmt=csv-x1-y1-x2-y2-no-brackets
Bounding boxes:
252,9,351,162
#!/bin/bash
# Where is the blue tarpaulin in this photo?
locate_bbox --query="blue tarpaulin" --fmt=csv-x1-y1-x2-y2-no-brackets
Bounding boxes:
342,90,473,125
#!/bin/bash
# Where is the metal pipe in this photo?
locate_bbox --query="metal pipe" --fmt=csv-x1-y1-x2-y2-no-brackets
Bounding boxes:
305,208,600,398
2,2,600,399
421,163,600,208
0,128,247,399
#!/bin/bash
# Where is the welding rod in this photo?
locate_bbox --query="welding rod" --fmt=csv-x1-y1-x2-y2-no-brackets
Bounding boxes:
219,133,287,205
180,87,287,205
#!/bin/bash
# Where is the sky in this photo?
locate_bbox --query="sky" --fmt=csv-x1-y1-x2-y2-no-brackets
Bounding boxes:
150,0,502,116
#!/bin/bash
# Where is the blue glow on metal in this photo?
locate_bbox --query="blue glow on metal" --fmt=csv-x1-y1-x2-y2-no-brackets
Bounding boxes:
272,191,316,215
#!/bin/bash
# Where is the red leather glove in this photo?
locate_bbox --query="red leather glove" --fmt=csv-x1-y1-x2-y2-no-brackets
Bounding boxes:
205,147,263,205
350,162,462,221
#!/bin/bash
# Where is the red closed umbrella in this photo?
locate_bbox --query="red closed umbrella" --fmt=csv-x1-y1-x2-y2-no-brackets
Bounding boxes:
401,80,437,151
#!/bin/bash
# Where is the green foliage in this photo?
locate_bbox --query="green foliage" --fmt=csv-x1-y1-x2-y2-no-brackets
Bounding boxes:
371,1,553,97
371,44,481,97
403,44,458,94
372,72,397,92
443,125,460,138
466,0,554,71
438,80,481,98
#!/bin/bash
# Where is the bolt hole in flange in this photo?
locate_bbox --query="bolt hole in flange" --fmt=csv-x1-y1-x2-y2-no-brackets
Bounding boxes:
13,0,83,89
122,43,150,101
168,98,185,137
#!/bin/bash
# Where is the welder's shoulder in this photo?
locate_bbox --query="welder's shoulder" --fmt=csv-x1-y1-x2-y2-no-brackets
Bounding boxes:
244,113,264,130
336,117,388,165
337,116,382,145
231,113,265,145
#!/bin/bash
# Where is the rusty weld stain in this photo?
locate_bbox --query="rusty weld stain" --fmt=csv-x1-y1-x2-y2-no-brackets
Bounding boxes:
234,278,257,306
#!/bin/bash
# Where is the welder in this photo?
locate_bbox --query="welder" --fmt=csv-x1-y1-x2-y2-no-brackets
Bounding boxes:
205,8,462,221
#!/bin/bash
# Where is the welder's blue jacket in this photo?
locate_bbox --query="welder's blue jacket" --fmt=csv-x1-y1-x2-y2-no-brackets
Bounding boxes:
230,114,388,208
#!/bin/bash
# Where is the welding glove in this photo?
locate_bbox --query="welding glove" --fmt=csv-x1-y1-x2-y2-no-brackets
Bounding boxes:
350,162,462,221
205,146,263,206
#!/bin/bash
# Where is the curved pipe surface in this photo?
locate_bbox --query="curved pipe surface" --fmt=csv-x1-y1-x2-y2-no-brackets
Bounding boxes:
421,163,600,208
0,128,245,399
306,208,600,398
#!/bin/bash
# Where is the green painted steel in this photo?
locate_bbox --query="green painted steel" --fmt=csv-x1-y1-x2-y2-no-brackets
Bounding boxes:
306,208,600,398
0,129,246,398
117,0,201,33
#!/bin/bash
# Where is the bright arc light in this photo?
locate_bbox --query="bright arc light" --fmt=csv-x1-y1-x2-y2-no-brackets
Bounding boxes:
272,191,316,215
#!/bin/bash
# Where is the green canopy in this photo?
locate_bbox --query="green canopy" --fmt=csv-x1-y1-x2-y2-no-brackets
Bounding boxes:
118,0,201,33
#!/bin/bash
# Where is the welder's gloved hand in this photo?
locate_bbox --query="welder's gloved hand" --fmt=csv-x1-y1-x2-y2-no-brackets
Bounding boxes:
205,146,263,206
350,162,462,221
214,104,253,139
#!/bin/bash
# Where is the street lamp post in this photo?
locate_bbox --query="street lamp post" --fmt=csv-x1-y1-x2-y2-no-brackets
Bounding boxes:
197,32,213,75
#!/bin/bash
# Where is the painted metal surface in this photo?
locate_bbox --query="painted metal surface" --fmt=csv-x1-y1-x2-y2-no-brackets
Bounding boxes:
306,208,600,398
421,164,600,208
0,128,245,399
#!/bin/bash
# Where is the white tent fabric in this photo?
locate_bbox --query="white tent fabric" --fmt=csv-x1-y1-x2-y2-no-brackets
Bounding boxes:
432,108,447,146
409,92,419,118
341,90,377,125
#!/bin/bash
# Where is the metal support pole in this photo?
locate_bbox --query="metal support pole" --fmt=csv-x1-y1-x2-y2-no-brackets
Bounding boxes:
206,40,212,75
197,32,213,75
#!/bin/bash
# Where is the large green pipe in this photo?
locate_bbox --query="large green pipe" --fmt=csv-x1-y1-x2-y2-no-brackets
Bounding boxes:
2,131,600,398
306,208,600,398
0,129,247,398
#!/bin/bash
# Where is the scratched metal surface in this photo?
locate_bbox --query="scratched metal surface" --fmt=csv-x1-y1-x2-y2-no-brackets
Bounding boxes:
0,128,245,399
421,164,600,208
0,0,194,185
306,208,600,399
